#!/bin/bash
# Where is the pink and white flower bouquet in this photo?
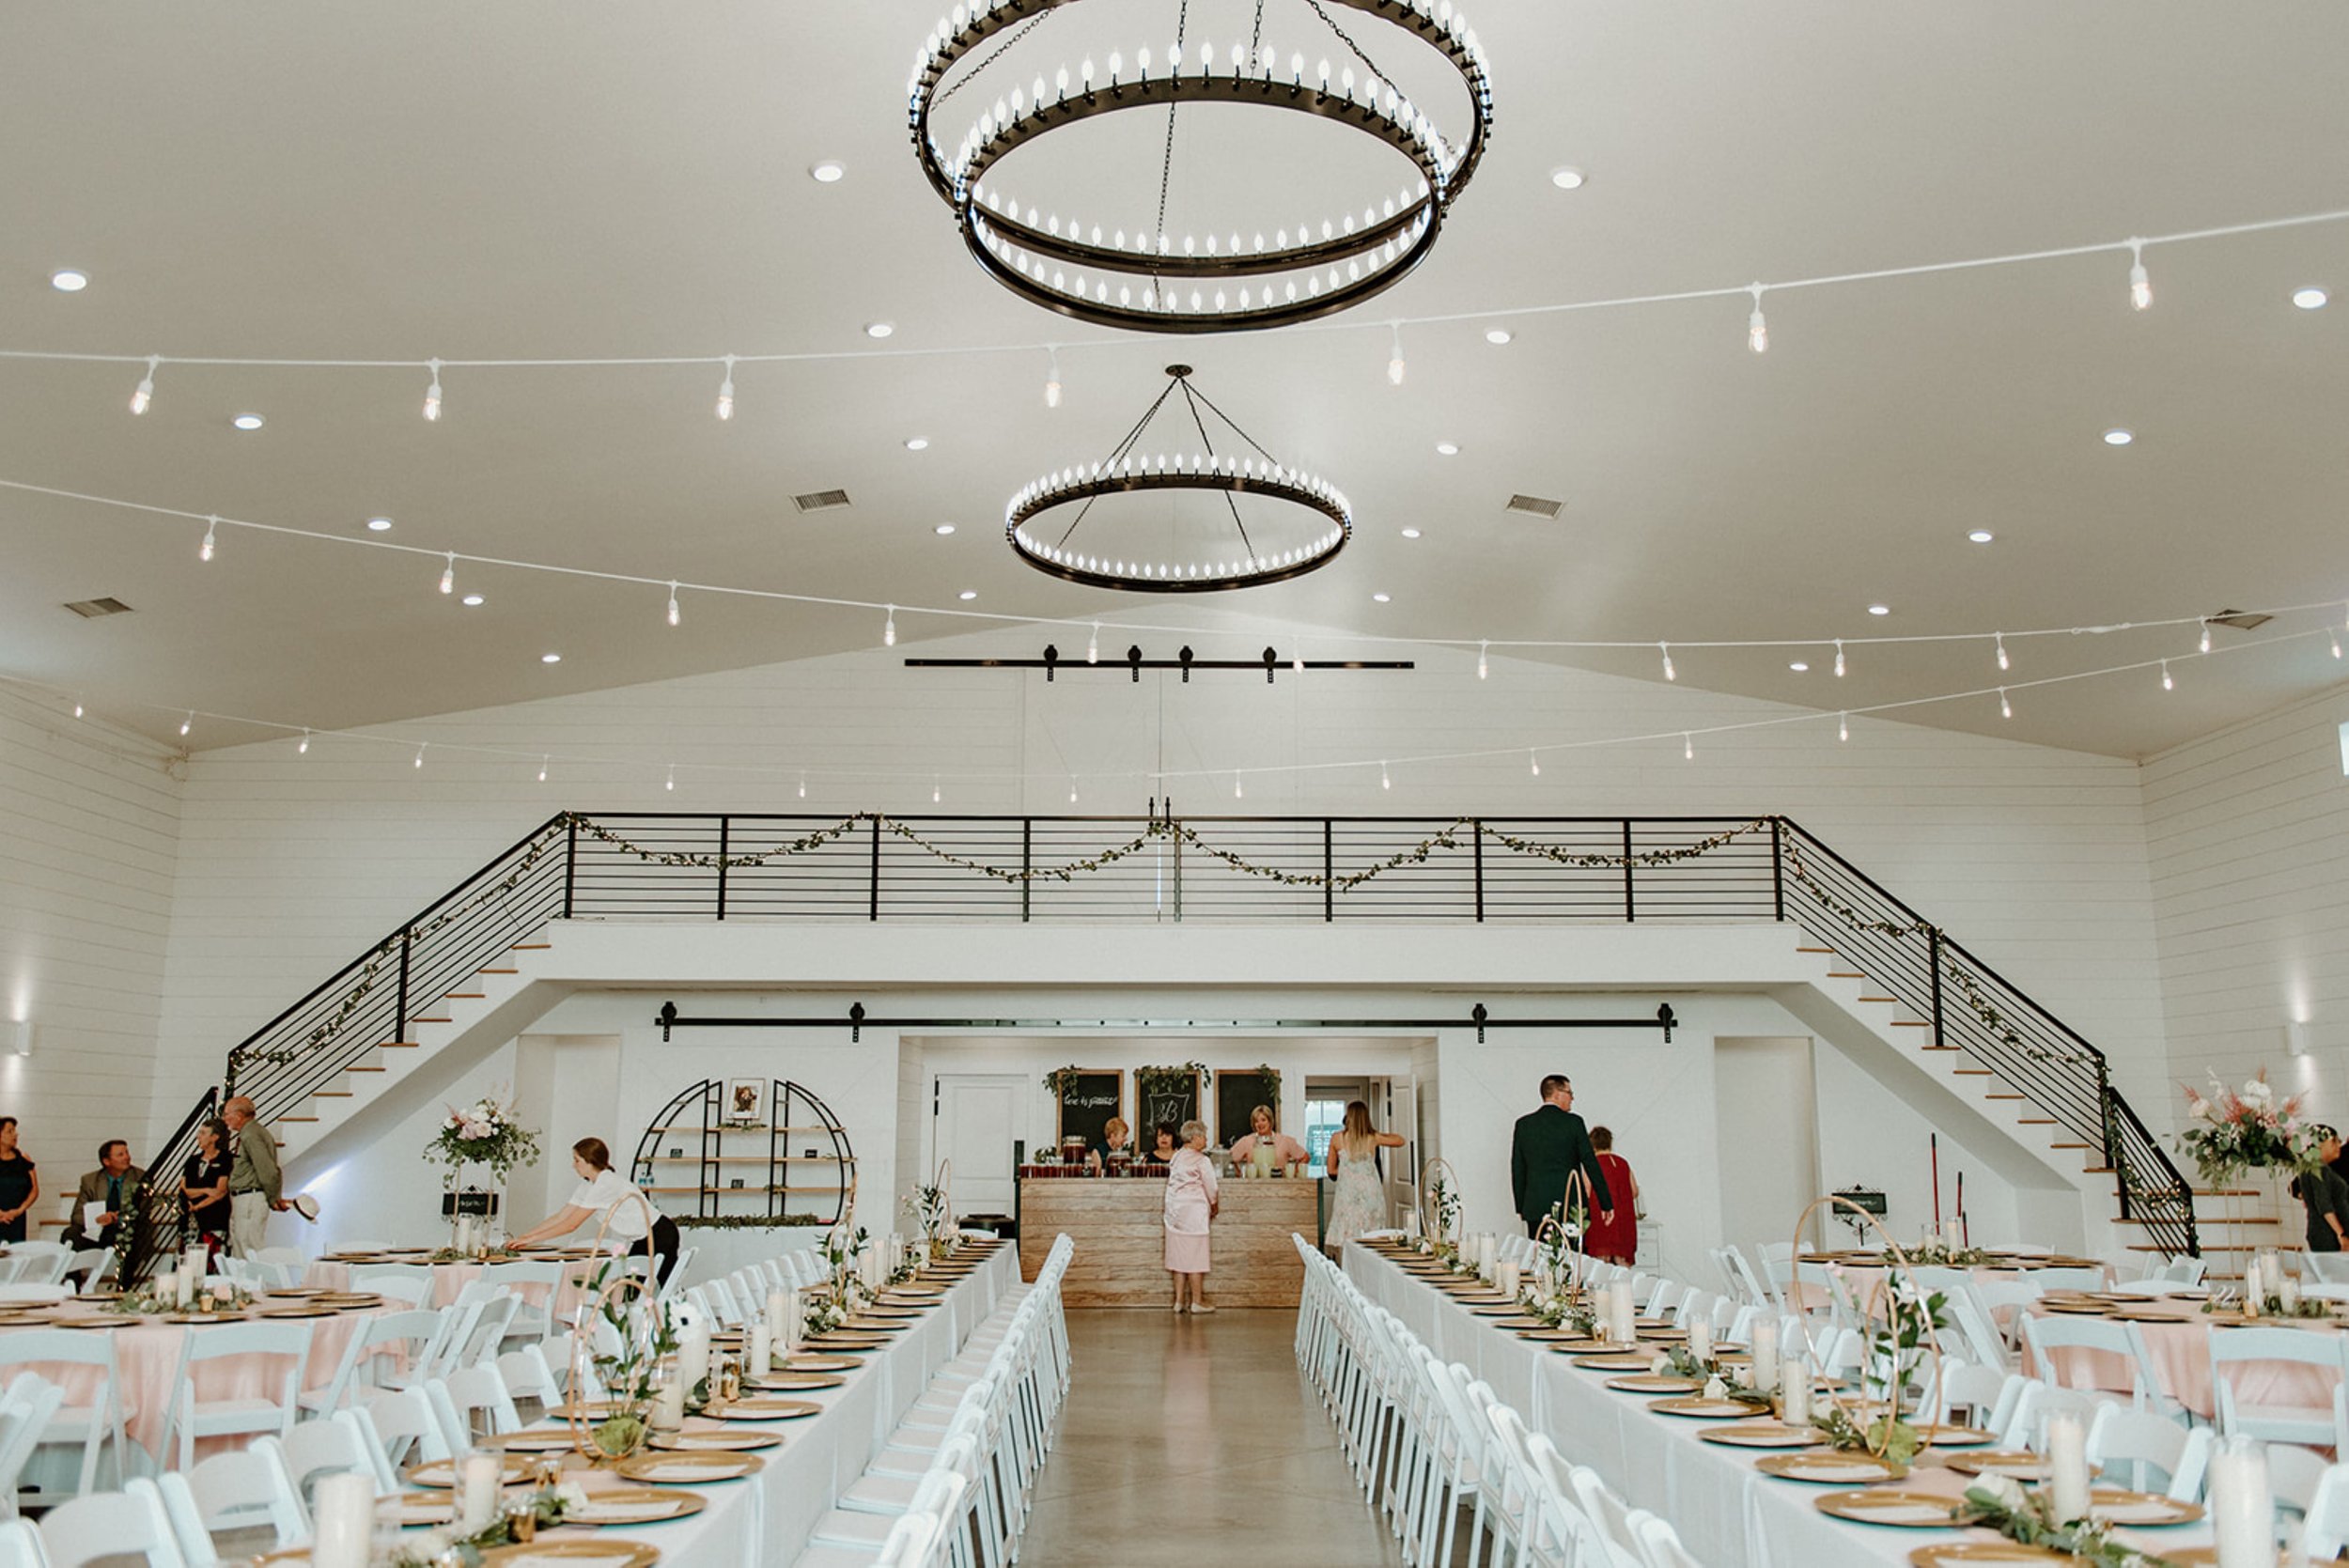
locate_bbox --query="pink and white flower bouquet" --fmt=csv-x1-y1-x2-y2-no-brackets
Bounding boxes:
426,1091,543,1184
2178,1068,2320,1185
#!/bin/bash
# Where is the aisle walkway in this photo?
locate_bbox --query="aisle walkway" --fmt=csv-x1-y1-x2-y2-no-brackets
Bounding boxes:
1019,1309,1408,1566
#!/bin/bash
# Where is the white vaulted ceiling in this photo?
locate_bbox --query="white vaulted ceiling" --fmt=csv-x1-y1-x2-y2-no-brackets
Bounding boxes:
1,1,2346,758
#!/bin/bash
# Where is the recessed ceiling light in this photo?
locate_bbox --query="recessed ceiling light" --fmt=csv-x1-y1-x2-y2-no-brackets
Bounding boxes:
540,653,562,663
231,412,265,431
49,269,88,292
366,517,394,533
863,321,894,339
934,522,957,536
1485,328,1514,345
810,160,847,184
460,594,485,607
1867,604,1890,616
1968,529,1994,544
958,589,977,600
2102,427,2134,446
1372,592,1392,603
1789,661,1810,673
2292,286,2328,310
1435,441,1460,457
1549,167,1586,190
904,437,929,451
1400,527,1423,539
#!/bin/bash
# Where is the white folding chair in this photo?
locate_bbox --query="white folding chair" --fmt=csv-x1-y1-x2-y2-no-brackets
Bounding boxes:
2,1248,70,1289
35,1477,187,1567
0,1329,134,1497
424,1365,520,1447
2083,1403,2211,1502
160,1320,315,1469
259,1410,392,1507
2302,1461,2349,1560
2001,1381,2110,1451
159,1444,308,1559
2209,1326,2349,1448
1630,1509,1704,1568
0,1375,64,1522
0,1520,38,1568
2020,1312,2177,1417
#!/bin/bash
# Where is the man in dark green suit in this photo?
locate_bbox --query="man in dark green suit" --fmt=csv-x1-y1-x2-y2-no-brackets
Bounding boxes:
1511,1075,1612,1238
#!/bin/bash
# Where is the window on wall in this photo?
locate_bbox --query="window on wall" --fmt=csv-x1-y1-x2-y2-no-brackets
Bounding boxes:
1302,1098,1347,1178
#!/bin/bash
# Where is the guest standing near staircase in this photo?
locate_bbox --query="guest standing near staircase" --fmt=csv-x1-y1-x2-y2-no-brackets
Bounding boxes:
222,1094,286,1257
0,1118,37,1243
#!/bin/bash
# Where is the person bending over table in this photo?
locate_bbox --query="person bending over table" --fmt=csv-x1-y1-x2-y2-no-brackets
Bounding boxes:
513,1136,683,1285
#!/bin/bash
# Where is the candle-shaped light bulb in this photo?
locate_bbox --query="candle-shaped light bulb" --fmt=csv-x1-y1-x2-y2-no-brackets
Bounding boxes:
440,552,456,595
199,516,217,562
1659,642,1675,681
797,773,806,798
2161,660,2173,691
1478,641,1489,680
1529,750,1540,777
666,582,681,626
716,355,736,420
1387,322,1407,386
884,605,897,646
413,743,426,769
130,355,159,415
1833,640,1845,677
932,777,941,803
2200,619,2213,654
1684,733,1694,761
664,765,675,792
1748,285,1768,352
423,358,443,421
179,711,193,737
1839,712,1849,742
1044,346,1062,408
1087,623,1099,663
1233,774,1242,800
1999,688,2012,719
2128,240,2152,310
537,757,549,783
1380,760,1391,790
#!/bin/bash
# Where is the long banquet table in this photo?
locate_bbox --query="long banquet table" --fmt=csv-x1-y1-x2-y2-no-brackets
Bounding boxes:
1344,1242,2230,1568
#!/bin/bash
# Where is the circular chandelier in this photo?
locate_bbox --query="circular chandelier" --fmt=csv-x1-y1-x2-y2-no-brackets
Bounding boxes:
1004,365,1351,592
908,0,1496,334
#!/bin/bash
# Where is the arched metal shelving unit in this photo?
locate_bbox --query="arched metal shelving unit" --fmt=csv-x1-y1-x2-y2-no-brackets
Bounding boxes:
630,1079,855,1225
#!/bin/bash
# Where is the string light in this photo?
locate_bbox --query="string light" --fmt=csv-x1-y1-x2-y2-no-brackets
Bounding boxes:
1044,347,1063,409
1477,641,1489,680
666,582,681,627
931,775,941,804
439,553,456,595
1087,623,1099,664
1659,643,1676,682
715,355,737,421
1833,640,1846,677
179,711,192,737
1999,688,2012,719
412,742,427,768
884,605,897,647
1747,284,1768,353
198,515,217,563
665,765,676,792
1070,779,1081,804
71,695,84,719
1387,323,1407,387
1838,712,1849,743
1683,732,1695,760
1529,749,1541,777
1995,633,2009,672
1380,760,1391,791
2333,631,2343,660
537,756,550,783
297,728,310,753
2160,659,2174,691
2198,619,2212,654
2128,240,2152,311
422,359,443,422
129,355,158,415
1233,774,1243,800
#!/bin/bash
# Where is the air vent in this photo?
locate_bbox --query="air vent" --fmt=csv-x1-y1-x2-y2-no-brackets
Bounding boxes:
793,489,852,513
62,597,133,618
1503,493,1565,520
2205,608,2273,632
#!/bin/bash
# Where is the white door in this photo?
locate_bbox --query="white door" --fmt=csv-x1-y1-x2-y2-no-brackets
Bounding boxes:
1712,1037,1822,1250
934,1075,1024,1219
1382,1076,1420,1218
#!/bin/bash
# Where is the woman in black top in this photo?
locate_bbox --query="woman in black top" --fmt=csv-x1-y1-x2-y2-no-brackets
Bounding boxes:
181,1119,233,1251
0,1118,38,1243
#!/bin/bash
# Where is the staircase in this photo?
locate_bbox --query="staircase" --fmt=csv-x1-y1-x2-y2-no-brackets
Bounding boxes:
146,810,2199,1268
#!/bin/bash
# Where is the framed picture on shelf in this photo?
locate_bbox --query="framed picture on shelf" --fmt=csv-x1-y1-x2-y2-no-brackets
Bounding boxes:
723,1079,766,1126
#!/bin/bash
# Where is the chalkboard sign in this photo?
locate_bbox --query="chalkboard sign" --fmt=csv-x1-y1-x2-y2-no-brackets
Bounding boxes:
1216,1070,1279,1148
1053,1070,1125,1151
1137,1069,1200,1154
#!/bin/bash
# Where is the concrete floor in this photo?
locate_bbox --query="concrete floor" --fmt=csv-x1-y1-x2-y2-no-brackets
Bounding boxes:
1019,1308,1408,1567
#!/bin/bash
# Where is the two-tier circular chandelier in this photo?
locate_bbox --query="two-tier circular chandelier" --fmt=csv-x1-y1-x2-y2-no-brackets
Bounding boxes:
1005,365,1351,591
908,0,1496,334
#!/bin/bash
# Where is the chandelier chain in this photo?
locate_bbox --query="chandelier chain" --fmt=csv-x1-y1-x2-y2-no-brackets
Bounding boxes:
1178,378,1282,465
1250,0,1266,55
1177,381,1257,560
1152,0,1191,267
932,9,1055,105
1304,0,1404,103
1055,375,1186,549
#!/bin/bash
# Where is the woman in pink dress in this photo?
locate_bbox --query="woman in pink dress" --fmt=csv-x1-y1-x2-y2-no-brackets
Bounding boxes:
1163,1119,1221,1313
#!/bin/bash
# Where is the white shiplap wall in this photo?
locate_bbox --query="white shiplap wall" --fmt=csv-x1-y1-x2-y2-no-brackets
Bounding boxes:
2143,681,2349,1115
148,629,2175,1141
0,690,181,1174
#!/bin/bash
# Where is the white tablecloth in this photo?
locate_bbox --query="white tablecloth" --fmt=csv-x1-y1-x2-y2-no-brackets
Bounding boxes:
1344,1245,2225,1568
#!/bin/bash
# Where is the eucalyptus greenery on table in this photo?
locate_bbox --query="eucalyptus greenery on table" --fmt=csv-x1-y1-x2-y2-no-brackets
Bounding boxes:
1951,1475,2177,1567
1426,1171,1461,1250
388,1481,591,1566
102,1281,256,1316
2203,1290,2332,1320
672,1213,829,1230
1905,1238,1997,1267
1810,1402,1928,1467
1657,1343,1772,1406
578,1258,678,1460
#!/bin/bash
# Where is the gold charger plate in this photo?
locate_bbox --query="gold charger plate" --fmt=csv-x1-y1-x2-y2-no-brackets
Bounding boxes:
1647,1396,1760,1419
2085,1487,2201,1527
1470,1306,1524,1318
860,1304,928,1318
1697,1423,1821,1449
649,1428,783,1452
1635,1327,1688,1341
1487,1316,1548,1329
315,1292,383,1307
1937,1451,2054,1480
481,1429,582,1452
549,1401,623,1421
747,1373,846,1391
377,1490,458,1526
838,1317,912,1333
703,1397,822,1421
1915,1424,1998,1448
405,1454,535,1488
257,1305,344,1319
1812,1489,1964,1528
1756,1452,1908,1484
614,1452,764,1484
556,1488,706,1527
1906,1546,2069,1565
2155,1549,2292,1566
776,1355,861,1372
1534,1336,1613,1353
163,1312,245,1325
883,1283,945,1296
1568,1353,1657,1370
2037,1300,2114,1315
52,1315,130,1328
802,1335,886,1351
481,1542,661,1566
1604,1374,1701,1394
265,1287,328,1298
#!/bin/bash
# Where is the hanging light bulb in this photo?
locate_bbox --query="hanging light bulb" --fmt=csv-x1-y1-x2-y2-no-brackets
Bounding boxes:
298,728,310,754
439,553,456,595
716,355,737,421
71,696,84,720
1233,774,1243,800
423,358,443,422
537,756,550,783
2160,660,2174,691
932,775,941,804
1684,732,1695,761
1659,643,1675,682
1478,641,1489,680
1044,346,1063,408
198,515,217,563
179,711,193,737
2198,619,2212,654
666,582,681,627
2332,631,2343,660
2128,239,2151,311
129,354,159,415
1291,646,1304,675
1833,640,1846,677
1387,322,1406,387
1379,760,1392,791
413,743,427,768
1087,623,1100,663
1839,712,1849,743
1999,688,2013,720
1529,750,1541,777
1995,633,2009,672
1747,284,1768,353
884,605,897,647
1069,779,1080,804
665,765,676,792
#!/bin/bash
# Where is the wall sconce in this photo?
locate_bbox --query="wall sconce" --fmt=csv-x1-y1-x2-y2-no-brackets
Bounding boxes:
8,1021,29,1059
2287,1020,2312,1058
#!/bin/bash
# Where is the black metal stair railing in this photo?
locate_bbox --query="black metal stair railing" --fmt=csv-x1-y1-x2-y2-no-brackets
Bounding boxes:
171,808,2194,1260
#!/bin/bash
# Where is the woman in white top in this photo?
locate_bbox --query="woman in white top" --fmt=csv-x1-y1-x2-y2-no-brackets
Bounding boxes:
512,1136,682,1285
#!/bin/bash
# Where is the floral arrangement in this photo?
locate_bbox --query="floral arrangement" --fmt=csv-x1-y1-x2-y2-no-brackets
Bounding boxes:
1951,1476,2163,1567
2178,1068,2320,1185
822,1222,874,1316
103,1281,256,1316
1657,1343,1772,1406
1518,1291,1595,1334
1426,1171,1460,1250
1906,1238,1995,1267
427,1092,543,1186
388,1481,588,1565
2203,1290,2331,1321
903,1183,953,1257
578,1259,678,1459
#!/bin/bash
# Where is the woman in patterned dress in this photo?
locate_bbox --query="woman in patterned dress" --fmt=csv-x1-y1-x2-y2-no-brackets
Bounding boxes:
1324,1100,1406,1258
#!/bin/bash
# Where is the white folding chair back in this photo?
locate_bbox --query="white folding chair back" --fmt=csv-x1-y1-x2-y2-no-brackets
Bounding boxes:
2082,1403,2211,1502
426,1364,521,1446
36,1476,187,1567
352,1387,452,1478
2267,1439,2330,1517
2020,1312,2172,1415
161,1320,315,1469
0,1329,132,1497
3,1249,70,1289
2209,1326,2349,1448
2002,1381,2110,1452
2303,1462,2349,1560
0,1374,63,1521
0,1520,39,1568
1631,1508,1704,1568
170,1441,308,1549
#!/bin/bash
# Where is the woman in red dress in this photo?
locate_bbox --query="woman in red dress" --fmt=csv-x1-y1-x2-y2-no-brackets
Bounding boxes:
1584,1126,1640,1265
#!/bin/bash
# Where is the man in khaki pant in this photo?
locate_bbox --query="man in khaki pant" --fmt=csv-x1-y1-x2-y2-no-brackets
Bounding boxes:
222,1095,287,1257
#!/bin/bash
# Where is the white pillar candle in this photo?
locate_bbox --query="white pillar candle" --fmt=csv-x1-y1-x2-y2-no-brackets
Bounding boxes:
1610,1283,1638,1345
765,1290,790,1343
1781,1357,1812,1426
2046,1410,2091,1524
177,1266,197,1308
782,1288,801,1352
2209,1438,2274,1568
749,1322,773,1377
650,1366,687,1430
1404,1210,1421,1240
1688,1317,1713,1363
311,1471,375,1568
1497,1260,1520,1297
456,1449,502,1530
1750,1320,1781,1395
156,1266,177,1304
2280,1273,2302,1313
673,1302,712,1389
2243,1256,2263,1308
1940,1219,1965,1251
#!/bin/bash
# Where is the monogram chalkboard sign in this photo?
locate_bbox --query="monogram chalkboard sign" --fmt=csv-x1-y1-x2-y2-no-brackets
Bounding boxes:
1136,1067,1201,1155
1053,1070,1125,1151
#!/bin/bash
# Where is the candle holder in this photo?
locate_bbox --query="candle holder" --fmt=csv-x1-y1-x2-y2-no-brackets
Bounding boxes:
1418,1157,1461,1256
1785,1191,1950,1464
565,1188,667,1466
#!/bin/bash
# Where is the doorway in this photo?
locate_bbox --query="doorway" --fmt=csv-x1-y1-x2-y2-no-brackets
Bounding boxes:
934,1075,1025,1217
1712,1037,1821,1250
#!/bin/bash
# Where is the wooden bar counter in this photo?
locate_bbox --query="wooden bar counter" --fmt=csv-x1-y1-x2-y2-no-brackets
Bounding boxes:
1017,1170,1319,1307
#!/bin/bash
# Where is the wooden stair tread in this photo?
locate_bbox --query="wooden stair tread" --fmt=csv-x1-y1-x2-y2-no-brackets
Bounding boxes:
311,1091,353,1098
376,1041,421,1048
2049,1141,2093,1150
1857,996,1898,1004
477,968,520,974
346,1065,387,1074
410,1017,453,1024
442,993,487,1001
1983,1093,2027,1100
1920,1045,1962,1052
511,943,552,950
1826,971,1867,979
1890,1020,1931,1027
1796,947,1837,955
274,1116,319,1124
2015,1118,2058,1126
1951,1069,1994,1077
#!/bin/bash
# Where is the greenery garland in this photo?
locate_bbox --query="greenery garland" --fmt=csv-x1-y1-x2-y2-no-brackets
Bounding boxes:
1483,817,1770,868
569,812,863,868
1136,1062,1210,1103
1783,841,1937,938
671,1213,830,1230
1172,819,1476,891
1251,1063,1280,1111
